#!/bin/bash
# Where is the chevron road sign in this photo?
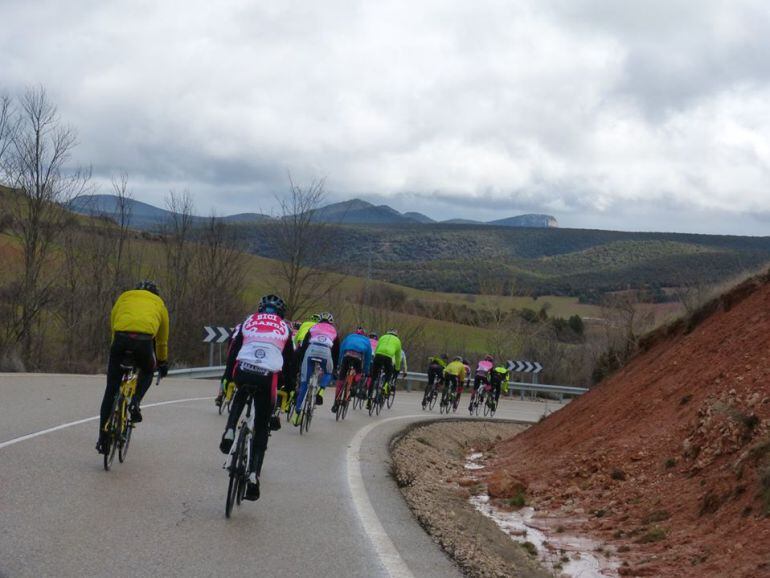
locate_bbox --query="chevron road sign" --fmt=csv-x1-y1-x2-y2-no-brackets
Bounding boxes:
507,360,543,374
203,326,231,344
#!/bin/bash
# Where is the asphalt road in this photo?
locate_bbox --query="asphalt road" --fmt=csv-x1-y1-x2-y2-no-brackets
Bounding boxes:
0,373,563,578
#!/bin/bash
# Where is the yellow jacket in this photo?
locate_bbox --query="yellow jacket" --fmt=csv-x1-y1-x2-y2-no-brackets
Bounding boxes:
111,289,170,361
293,320,316,346
444,360,466,383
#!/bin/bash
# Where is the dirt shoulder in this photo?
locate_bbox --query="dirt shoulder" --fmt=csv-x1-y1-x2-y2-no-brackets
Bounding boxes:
390,420,550,578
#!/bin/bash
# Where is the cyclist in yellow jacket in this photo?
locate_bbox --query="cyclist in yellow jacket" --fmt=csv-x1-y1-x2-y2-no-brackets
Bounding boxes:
96,281,170,454
443,356,467,411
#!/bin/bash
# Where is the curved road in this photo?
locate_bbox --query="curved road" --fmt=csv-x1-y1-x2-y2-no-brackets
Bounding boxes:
0,374,561,577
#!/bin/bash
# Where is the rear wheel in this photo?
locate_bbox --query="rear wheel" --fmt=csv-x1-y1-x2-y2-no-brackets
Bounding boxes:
386,380,396,409
103,396,122,471
428,388,438,411
118,420,132,463
225,432,245,519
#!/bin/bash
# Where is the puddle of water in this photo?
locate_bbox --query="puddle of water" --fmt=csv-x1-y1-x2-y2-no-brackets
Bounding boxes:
470,495,620,577
465,451,485,470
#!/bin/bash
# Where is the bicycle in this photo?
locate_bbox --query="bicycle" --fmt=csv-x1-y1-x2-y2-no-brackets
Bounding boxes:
297,359,323,434
352,375,368,410
468,377,489,416
103,353,159,471
218,380,235,415
368,371,386,416
335,366,358,421
422,376,441,411
439,376,459,415
483,387,497,417
385,372,399,409
224,385,260,518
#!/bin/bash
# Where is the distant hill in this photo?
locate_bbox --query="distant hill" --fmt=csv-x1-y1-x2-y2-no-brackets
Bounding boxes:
69,195,558,229
402,211,435,224
68,195,271,228
489,214,558,228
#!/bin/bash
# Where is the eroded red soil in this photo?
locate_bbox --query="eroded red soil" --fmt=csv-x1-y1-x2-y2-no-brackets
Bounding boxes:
486,272,770,577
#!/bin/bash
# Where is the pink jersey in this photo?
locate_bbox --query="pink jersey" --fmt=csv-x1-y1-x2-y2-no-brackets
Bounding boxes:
369,338,378,354
476,360,493,375
308,321,337,348
236,313,291,372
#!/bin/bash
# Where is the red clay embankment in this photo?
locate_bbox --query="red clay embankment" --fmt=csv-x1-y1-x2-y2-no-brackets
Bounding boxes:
486,271,770,577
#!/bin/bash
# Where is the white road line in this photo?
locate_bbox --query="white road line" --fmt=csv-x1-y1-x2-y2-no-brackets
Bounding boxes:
347,414,424,578
0,396,213,450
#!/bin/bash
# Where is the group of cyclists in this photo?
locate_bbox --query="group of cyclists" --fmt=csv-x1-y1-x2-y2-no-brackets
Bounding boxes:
96,280,506,504
422,353,508,413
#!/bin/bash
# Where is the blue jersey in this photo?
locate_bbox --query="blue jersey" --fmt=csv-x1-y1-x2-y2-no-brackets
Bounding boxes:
338,333,373,375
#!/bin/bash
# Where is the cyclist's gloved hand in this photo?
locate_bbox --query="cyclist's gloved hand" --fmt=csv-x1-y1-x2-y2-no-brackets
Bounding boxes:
157,362,169,378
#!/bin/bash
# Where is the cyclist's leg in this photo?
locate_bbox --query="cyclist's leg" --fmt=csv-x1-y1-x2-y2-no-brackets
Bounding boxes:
245,375,272,499
132,339,155,412
423,367,436,404
97,337,127,450
316,346,334,404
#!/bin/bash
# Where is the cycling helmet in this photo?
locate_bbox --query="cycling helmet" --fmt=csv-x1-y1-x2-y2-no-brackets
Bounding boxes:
484,354,494,362
136,280,159,295
258,294,287,318
441,353,449,361
369,332,379,340
453,356,463,362
355,326,366,335
311,313,322,322
386,328,398,336
317,312,334,324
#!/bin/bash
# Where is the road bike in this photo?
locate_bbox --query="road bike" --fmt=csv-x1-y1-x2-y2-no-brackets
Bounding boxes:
385,372,399,409
368,370,386,416
468,376,490,416
224,385,260,518
352,375,368,410
335,365,358,421
483,386,497,418
218,380,235,415
439,375,459,415
103,353,159,471
297,359,323,434
422,376,441,411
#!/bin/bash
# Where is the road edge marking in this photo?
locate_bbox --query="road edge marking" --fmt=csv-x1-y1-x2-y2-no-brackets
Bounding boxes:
347,415,424,578
0,396,213,450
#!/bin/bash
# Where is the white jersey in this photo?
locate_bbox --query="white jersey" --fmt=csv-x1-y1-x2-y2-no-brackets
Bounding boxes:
235,313,291,373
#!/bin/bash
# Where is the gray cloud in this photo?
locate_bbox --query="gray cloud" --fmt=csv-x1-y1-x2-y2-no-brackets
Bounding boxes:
0,0,768,234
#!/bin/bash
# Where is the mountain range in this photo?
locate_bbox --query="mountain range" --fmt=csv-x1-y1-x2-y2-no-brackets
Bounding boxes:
68,195,559,229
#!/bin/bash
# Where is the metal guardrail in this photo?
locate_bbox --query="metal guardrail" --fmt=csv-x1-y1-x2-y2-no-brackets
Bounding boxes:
168,367,588,399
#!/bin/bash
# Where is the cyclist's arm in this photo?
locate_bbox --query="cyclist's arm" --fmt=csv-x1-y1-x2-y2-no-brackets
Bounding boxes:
155,302,170,362
363,344,372,375
281,337,297,390
222,327,243,382
393,340,402,372
331,336,341,369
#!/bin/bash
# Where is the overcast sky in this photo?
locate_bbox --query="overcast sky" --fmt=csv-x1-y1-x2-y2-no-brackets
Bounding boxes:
1,0,769,235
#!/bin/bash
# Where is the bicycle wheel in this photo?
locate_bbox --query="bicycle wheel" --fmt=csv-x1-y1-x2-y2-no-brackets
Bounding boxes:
386,380,396,409
118,416,132,463
488,398,497,418
103,396,123,471
428,388,437,411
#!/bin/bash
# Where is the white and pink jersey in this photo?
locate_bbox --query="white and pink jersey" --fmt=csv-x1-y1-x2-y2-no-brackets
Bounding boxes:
476,360,493,376
235,313,291,373
369,338,378,354
307,322,337,349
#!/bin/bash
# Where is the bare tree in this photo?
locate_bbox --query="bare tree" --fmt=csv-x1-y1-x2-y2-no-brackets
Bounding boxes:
160,190,195,318
0,87,90,366
271,176,344,318
111,172,136,288
0,93,14,166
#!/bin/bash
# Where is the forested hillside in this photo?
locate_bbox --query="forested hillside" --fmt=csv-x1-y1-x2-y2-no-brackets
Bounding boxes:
236,223,770,299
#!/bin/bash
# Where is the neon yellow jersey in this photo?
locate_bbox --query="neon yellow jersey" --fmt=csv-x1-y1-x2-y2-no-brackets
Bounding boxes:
444,360,467,383
111,290,170,361
293,320,316,346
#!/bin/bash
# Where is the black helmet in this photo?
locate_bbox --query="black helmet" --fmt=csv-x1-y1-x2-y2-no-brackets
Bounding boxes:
441,353,449,361
369,332,379,340
258,294,286,318
136,280,159,295
317,311,335,324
